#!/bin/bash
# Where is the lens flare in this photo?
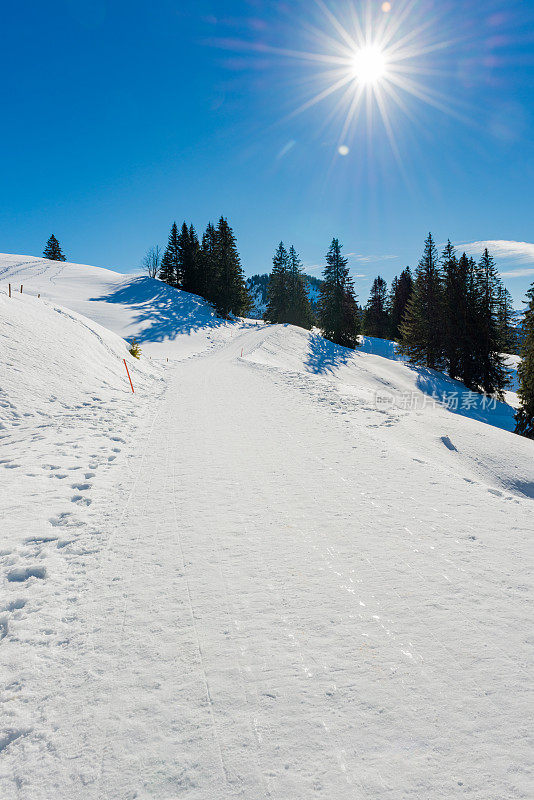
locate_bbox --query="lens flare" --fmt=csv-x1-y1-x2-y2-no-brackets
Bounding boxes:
351,45,387,85
277,0,458,165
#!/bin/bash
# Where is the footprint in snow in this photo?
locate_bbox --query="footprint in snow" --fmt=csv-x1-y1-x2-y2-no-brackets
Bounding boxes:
6,566,46,583
3,599,27,612
71,495,91,506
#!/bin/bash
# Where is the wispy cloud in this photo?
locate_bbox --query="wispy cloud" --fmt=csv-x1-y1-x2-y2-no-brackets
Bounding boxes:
499,267,534,278
456,240,534,278
348,253,398,264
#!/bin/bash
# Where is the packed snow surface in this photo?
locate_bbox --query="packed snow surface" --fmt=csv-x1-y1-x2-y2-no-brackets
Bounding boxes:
1,255,533,800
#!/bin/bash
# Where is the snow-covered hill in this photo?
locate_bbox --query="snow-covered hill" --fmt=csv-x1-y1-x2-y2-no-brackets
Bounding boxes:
1,254,532,800
0,253,248,359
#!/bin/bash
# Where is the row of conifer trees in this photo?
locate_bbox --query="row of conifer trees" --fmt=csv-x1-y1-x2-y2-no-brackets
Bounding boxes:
158,219,251,318
39,228,532,438
262,232,532,437
362,234,517,398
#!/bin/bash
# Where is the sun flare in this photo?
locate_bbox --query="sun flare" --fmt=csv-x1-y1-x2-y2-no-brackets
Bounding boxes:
350,45,387,85
272,0,456,165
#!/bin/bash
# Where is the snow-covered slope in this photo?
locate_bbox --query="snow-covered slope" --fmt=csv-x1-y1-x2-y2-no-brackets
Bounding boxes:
0,253,249,359
1,256,532,800
0,289,163,578
243,325,533,499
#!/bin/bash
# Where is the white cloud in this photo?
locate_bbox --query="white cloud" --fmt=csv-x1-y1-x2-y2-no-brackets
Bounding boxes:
499,268,534,278
349,253,398,264
456,240,534,278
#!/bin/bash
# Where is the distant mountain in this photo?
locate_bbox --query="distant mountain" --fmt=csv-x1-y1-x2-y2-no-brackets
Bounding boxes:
246,273,323,319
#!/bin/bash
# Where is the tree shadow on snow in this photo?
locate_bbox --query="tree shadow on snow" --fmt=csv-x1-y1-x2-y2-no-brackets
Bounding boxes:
90,277,251,343
305,334,356,375
414,369,517,434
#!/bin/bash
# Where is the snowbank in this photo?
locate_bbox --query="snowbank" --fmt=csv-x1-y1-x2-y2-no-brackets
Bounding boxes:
0,253,251,359
0,290,163,659
243,325,534,499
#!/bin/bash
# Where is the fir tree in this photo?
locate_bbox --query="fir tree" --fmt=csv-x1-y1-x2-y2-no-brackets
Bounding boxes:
388,267,413,341
455,254,481,390
213,217,251,317
515,283,534,438
264,243,289,323
159,222,180,286
363,276,389,338
286,246,314,329
400,233,444,370
318,238,360,348
475,248,509,397
441,241,466,380
43,234,66,261
181,224,201,295
199,222,219,305
496,285,517,354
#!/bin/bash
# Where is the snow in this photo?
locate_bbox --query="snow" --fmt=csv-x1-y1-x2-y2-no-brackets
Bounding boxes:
0,253,250,360
1,255,533,799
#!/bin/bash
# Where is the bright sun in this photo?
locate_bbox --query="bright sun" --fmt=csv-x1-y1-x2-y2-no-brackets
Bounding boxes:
351,45,387,85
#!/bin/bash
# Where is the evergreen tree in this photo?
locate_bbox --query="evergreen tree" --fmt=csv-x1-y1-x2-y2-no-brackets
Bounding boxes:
515,283,534,438
475,248,509,397
286,246,314,329
318,238,360,348
264,243,289,323
455,254,481,390
400,233,444,370
441,241,466,380
159,222,180,286
199,222,219,305
181,224,201,295
496,285,517,354
43,234,66,261
213,217,251,317
388,267,413,341
363,276,389,338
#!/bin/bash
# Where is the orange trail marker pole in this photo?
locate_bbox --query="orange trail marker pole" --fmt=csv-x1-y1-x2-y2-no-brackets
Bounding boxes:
123,359,134,393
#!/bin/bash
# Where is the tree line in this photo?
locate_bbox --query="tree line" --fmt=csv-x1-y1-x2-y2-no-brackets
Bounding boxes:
263,232,532,438
40,229,533,439
155,219,251,318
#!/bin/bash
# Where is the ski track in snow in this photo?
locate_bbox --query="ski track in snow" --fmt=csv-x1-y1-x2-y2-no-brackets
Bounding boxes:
0,260,533,799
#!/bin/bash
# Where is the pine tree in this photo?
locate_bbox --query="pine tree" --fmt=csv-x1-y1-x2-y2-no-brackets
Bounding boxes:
475,248,509,397
43,234,66,261
199,222,219,305
264,243,289,323
388,267,413,341
496,285,517,354
318,238,359,348
363,276,389,338
181,224,201,295
213,217,251,318
159,222,180,286
400,233,444,370
286,246,314,329
455,254,480,389
441,241,466,380
515,283,534,438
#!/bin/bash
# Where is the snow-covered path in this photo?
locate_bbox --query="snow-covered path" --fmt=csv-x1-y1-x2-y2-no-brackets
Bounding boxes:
4,325,530,800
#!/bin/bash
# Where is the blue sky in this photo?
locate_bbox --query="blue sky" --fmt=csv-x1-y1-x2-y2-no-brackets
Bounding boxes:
1,0,533,304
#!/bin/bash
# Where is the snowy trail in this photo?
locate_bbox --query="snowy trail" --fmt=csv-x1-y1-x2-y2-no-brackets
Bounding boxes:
2,326,532,800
